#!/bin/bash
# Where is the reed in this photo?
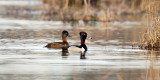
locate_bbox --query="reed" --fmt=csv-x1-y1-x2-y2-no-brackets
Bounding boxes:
41,0,145,21
139,0,160,48
2,0,159,21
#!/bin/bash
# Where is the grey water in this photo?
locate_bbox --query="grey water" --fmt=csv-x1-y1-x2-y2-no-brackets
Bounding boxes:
0,1,160,80
1,18,160,80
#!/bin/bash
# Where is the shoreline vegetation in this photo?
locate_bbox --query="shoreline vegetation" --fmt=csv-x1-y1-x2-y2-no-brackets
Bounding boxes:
40,0,160,21
0,0,159,21
138,0,160,49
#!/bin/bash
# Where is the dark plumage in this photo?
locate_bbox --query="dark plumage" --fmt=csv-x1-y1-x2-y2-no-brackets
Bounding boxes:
63,32,91,53
45,30,70,49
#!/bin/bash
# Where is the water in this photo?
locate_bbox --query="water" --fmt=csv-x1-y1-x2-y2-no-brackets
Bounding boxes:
0,18,160,80
0,1,160,80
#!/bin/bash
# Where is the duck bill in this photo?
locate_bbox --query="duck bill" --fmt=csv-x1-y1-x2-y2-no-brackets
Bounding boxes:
68,34,72,38
87,35,92,39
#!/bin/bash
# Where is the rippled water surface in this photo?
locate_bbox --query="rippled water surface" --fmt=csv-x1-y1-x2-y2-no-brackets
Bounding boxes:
1,0,160,80
0,18,160,80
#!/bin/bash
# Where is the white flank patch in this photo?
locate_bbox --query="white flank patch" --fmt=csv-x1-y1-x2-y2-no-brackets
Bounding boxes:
68,46,85,53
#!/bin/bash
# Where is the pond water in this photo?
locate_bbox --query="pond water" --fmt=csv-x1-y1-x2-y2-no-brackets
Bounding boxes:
0,1,160,80
0,18,160,80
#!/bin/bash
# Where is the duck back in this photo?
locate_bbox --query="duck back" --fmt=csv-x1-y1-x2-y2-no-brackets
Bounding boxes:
45,42,69,49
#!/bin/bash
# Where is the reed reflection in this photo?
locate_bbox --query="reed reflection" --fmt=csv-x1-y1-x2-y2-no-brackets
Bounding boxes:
145,50,160,80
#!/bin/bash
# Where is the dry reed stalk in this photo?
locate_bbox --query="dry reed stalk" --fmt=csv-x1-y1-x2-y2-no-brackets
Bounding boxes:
83,0,90,20
98,10,106,21
64,0,69,9
60,0,69,20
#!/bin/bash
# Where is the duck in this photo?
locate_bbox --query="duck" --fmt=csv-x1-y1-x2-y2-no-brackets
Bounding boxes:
45,30,71,49
62,32,92,58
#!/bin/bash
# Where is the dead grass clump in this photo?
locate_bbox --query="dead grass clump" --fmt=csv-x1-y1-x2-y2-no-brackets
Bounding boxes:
139,0,160,49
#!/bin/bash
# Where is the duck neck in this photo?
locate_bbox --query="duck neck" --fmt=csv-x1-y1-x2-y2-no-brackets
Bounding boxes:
62,36,67,43
81,41,85,45
81,43,87,51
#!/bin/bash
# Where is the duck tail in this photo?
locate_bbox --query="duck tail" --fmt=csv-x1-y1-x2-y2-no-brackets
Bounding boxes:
45,44,51,48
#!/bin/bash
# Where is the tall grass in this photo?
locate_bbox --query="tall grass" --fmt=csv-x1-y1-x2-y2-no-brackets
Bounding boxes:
139,0,160,48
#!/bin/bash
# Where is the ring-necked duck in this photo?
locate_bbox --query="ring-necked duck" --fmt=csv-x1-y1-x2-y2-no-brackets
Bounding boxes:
45,30,71,49
63,32,92,56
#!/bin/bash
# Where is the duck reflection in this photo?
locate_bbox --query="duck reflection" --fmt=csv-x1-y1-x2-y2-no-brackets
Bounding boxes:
61,50,69,56
80,51,87,59
61,48,69,56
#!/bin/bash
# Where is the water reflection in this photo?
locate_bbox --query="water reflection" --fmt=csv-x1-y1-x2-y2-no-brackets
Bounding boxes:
145,50,160,80
80,51,87,59
61,50,69,56
1,0,160,80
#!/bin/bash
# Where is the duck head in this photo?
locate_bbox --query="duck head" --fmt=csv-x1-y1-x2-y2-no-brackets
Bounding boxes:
80,32,92,45
62,30,71,42
62,30,71,38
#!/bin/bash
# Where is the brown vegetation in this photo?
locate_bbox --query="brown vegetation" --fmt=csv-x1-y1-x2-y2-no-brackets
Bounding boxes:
139,0,160,48
42,0,154,21
1,0,160,21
